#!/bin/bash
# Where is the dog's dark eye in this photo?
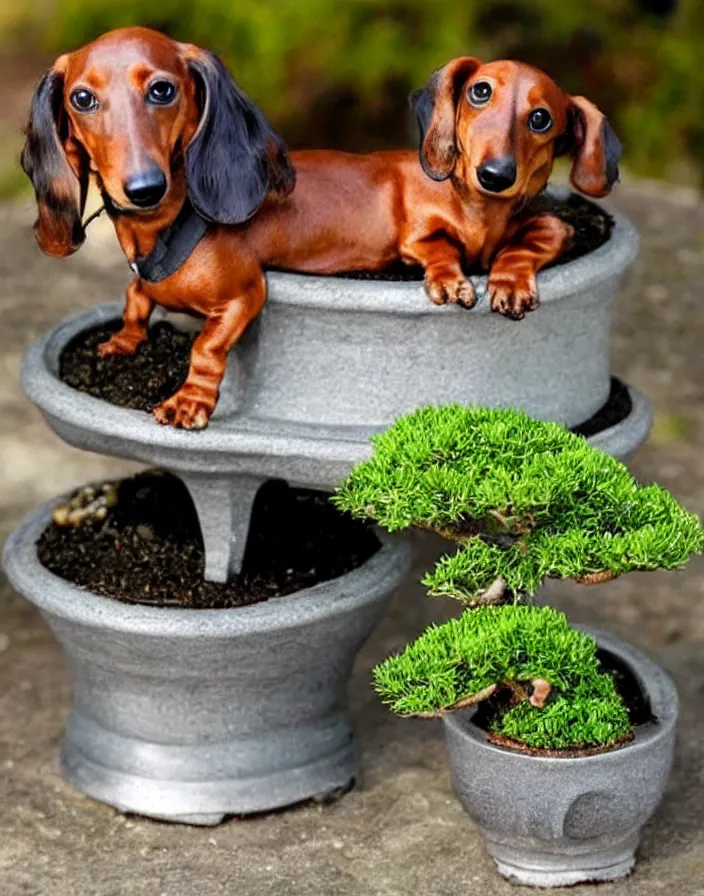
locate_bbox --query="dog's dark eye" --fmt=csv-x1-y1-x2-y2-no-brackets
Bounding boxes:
468,81,492,107
70,89,98,113
529,108,553,133
147,80,177,106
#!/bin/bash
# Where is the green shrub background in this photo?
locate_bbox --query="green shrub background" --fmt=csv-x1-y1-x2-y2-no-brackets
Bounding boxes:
2,0,704,183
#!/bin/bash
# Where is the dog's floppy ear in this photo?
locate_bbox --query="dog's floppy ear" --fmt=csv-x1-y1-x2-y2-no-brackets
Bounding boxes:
183,48,295,225
21,62,89,258
566,95,621,198
411,56,482,181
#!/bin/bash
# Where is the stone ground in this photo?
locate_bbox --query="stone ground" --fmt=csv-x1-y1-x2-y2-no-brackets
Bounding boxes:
2,182,704,896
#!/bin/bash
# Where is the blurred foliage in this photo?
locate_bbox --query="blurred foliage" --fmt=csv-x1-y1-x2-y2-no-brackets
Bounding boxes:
3,0,704,181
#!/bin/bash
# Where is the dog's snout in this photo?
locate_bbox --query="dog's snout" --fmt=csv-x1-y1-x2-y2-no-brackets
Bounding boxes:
476,156,517,193
123,168,168,208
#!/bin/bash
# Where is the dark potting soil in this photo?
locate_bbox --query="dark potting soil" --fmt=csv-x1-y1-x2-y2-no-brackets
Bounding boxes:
59,319,194,413
36,472,380,609
471,646,654,757
328,192,613,282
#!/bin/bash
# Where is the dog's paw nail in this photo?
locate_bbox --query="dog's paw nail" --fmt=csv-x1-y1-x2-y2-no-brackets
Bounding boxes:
455,282,476,310
152,401,177,425
425,283,448,305
192,410,210,430
154,392,213,430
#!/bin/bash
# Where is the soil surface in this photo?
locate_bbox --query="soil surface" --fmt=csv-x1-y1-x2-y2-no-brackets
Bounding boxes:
59,320,194,412
327,192,613,281
36,472,379,609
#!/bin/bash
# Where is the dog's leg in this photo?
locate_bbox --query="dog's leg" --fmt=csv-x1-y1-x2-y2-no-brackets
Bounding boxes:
152,277,265,430
98,279,154,356
404,237,475,309
488,214,573,320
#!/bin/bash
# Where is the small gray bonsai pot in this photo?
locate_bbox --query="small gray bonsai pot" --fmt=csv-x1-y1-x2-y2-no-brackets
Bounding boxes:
442,629,677,888
2,500,411,825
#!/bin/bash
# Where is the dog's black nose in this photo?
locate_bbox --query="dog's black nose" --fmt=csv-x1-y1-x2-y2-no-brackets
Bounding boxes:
476,156,517,193
124,168,168,208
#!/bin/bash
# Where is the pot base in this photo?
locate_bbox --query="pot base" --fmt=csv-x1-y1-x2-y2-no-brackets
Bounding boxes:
487,834,638,888
60,710,357,825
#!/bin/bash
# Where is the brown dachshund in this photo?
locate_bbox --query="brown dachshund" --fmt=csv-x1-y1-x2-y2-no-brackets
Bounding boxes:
22,28,620,429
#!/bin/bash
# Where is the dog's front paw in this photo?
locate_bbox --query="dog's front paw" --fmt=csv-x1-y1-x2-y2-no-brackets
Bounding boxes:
424,273,476,310
488,273,539,321
97,332,143,357
153,387,215,430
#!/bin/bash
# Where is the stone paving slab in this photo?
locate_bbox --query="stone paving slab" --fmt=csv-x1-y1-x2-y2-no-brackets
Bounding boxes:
1,185,704,895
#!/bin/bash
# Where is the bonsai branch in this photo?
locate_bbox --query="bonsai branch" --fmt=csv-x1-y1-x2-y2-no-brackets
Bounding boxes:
574,570,619,585
406,675,551,719
474,575,507,606
502,677,552,708
528,678,552,707
408,684,499,718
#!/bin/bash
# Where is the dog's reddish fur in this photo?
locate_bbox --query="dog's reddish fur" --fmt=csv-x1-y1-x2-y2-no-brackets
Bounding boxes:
22,28,620,429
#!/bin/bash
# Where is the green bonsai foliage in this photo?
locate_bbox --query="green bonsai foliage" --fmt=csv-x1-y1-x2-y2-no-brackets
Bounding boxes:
335,404,703,751
334,405,703,603
373,604,632,750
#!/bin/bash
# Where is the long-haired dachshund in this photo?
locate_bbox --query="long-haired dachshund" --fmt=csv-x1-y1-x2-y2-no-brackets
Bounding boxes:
22,27,620,429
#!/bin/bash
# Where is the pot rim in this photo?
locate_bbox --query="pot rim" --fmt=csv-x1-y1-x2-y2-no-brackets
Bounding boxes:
442,627,678,763
2,498,411,637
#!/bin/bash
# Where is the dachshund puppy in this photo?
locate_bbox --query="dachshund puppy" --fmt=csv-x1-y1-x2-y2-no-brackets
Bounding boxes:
22,29,620,429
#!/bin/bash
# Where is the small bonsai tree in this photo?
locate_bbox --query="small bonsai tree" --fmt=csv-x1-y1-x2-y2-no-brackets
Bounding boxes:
334,405,703,752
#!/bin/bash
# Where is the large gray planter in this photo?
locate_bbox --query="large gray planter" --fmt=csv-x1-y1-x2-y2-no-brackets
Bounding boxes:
3,499,411,825
443,629,677,888
21,195,647,582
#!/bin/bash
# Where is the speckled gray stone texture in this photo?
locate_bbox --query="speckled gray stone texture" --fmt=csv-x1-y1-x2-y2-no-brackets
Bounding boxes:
3,502,411,824
444,629,677,887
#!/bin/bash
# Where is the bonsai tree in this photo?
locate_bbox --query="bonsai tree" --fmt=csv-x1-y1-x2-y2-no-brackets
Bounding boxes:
334,405,703,752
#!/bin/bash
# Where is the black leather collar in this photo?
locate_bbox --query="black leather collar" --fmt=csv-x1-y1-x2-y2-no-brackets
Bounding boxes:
103,195,210,283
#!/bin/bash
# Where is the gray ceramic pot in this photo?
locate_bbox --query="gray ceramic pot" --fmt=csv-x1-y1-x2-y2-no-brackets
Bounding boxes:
3,500,411,825
21,196,646,582
442,629,677,888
